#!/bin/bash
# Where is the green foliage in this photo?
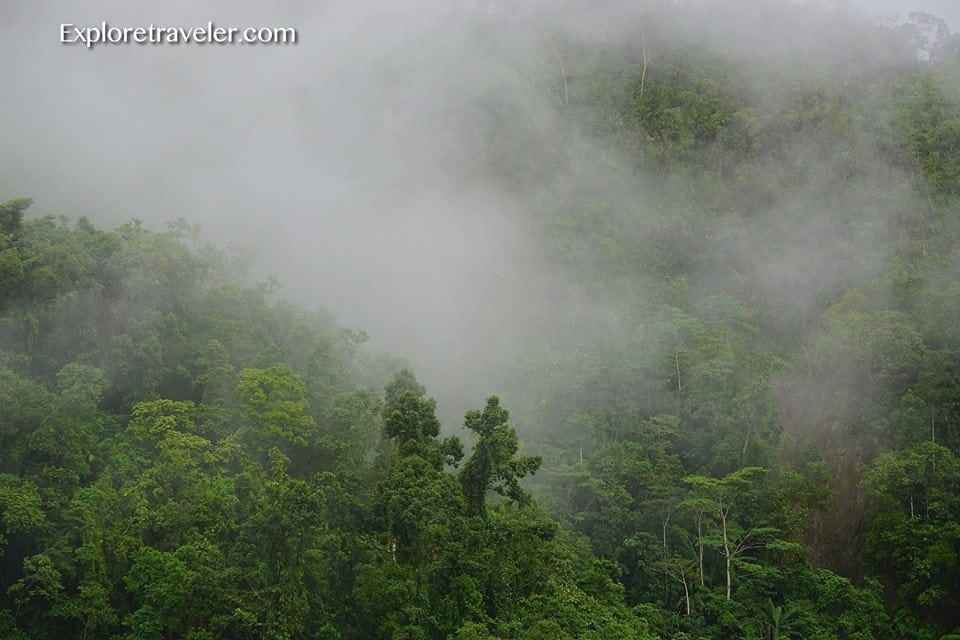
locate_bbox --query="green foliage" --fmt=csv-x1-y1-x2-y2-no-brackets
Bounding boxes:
0,475,44,558
4,4,960,638
0,198,30,240
864,443,960,624
459,397,542,516
383,370,463,470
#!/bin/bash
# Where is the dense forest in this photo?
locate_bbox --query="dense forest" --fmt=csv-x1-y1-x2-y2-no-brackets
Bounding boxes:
3,2,960,639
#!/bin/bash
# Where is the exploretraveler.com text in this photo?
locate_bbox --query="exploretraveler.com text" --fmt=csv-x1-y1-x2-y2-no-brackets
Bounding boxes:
60,22,298,49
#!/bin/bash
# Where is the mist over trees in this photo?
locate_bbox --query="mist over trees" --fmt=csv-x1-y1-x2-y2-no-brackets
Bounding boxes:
2,1,960,638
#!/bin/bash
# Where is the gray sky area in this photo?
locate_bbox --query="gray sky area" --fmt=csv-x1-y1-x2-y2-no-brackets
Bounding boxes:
854,0,959,27
1,1,564,412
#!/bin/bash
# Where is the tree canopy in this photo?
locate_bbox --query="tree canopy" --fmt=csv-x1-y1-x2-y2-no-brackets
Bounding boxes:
4,3,960,639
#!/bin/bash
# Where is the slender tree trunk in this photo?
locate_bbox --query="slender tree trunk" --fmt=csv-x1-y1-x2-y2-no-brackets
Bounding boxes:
932,410,937,474
920,149,935,257
720,503,732,600
682,572,691,616
726,554,732,601
550,41,569,106
639,30,649,99
675,351,682,393
697,512,705,588
663,508,672,554
741,424,752,466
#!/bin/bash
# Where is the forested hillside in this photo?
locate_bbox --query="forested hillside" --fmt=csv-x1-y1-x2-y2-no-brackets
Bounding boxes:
2,2,960,639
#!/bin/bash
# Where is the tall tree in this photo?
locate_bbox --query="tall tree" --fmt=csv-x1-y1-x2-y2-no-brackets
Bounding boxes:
459,397,541,517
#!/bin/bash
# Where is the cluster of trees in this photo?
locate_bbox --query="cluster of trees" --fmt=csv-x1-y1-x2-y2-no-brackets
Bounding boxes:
2,3,960,639
486,5,960,639
0,204,659,638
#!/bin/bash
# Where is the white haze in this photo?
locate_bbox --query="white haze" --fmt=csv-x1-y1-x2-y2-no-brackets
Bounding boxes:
0,0,950,424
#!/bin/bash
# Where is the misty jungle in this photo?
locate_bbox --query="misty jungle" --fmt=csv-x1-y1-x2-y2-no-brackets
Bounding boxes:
2,1,960,639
